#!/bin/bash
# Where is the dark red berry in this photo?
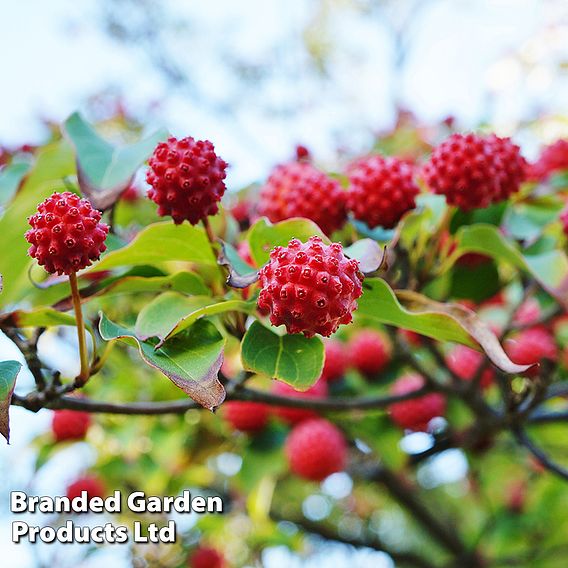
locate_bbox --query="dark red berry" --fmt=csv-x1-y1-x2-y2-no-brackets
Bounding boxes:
348,329,392,377
389,373,446,432
258,162,347,236
223,401,270,433
285,418,347,481
52,410,92,442
25,192,108,275
347,155,419,229
66,475,105,502
189,546,225,568
146,136,228,225
257,236,363,338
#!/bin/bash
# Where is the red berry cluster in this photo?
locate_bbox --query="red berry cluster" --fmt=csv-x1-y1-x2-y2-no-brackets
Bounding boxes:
257,236,364,338
347,156,420,229
52,410,92,442
285,418,347,481
25,192,108,275
146,136,227,225
388,373,446,432
258,162,347,236
422,133,526,211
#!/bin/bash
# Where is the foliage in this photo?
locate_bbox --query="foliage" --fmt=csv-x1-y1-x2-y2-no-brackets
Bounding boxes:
2,111,568,568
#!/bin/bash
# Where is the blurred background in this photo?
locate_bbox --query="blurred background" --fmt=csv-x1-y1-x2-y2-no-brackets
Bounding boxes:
1,0,568,566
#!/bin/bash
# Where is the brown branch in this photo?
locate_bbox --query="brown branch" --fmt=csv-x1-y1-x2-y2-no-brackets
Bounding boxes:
270,510,437,568
512,427,568,482
11,384,433,415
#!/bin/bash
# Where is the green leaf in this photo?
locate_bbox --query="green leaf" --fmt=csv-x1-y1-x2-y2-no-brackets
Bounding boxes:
454,224,568,308
99,313,226,410
240,321,324,389
0,360,22,443
157,298,256,346
0,307,78,328
63,112,167,209
502,201,562,242
97,271,210,298
358,278,530,374
0,141,75,306
0,160,31,207
248,218,329,267
135,292,213,340
87,221,217,272
218,240,259,289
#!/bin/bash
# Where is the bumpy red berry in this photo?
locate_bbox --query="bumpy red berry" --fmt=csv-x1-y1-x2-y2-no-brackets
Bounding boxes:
422,133,525,211
505,327,558,367
66,475,105,502
487,134,527,202
285,418,347,481
272,379,328,425
389,373,446,432
222,401,270,433
257,162,347,236
347,155,419,229
321,340,348,382
189,546,225,568
531,139,568,181
25,192,108,275
257,236,363,338
52,410,92,442
446,345,494,389
348,329,392,377
146,136,228,225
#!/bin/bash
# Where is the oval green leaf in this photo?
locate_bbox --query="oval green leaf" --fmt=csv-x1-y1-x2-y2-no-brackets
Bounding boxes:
240,321,324,390
0,360,22,443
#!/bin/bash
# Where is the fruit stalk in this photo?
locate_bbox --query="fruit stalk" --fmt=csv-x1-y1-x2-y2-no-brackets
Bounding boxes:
69,271,90,386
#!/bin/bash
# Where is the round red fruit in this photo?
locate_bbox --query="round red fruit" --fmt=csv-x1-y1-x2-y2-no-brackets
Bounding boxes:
257,236,363,338
285,418,347,481
258,162,347,236
66,475,105,502
389,373,446,432
25,192,108,275
146,136,228,225
223,401,270,433
348,329,391,377
446,345,494,389
52,410,92,442
188,545,225,568
347,155,419,229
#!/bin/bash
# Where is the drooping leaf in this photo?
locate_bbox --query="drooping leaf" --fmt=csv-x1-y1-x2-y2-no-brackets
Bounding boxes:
240,321,324,390
0,360,22,443
358,278,531,374
63,112,167,210
344,239,387,273
135,292,213,340
247,218,329,267
453,224,568,308
502,200,562,243
157,298,256,347
99,313,226,410
0,141,75,306
218,240,259,289
87,221,217,272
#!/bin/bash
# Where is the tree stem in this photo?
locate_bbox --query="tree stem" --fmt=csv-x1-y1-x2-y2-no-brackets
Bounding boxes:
69,271,90,386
